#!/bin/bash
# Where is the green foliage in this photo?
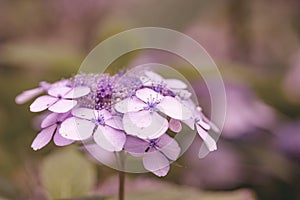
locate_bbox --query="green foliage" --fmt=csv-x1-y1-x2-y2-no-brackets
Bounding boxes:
40,147,97,199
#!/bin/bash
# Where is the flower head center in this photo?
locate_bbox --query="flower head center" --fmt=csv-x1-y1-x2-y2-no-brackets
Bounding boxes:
144,95,160,113
92,115,105,126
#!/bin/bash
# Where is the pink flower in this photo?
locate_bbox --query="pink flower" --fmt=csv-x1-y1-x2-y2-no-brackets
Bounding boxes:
31,112,74,151
115,88,192,139
124,134,180,177
59,108,126,152
30,86,90,113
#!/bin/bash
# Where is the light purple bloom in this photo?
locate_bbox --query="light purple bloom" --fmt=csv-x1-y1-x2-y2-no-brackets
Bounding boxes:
15,81,51,104
31,112,74,151
141,71,192,99
183,106,218,152
30,86,90,113
124,134,180,177
115,88,192,139
60,108,126,152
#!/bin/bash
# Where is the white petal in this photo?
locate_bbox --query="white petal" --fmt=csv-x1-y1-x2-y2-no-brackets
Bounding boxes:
30,95,57,112
151,165,170,177
64,86,91,99
15,87,44,104
59,117,94,140
124,110,152,128
145,70,164,83
49,99,77,113
114,97,146,113
53,132,74,146
157,96,192,120
173,89,192,99
123,112,168,139
196,124,217,151
93,126,126,152
48,86,71,97
136,88,163,103
72,108,96,120
83,144,117,166
143,151,170,177
105,116,123,130
165,79,187,89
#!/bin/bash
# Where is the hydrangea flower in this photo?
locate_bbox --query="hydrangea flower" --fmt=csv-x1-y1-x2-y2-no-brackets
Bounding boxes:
124,134,180,177
115,88,192,139
141,70,192,99
30,86,90,113
183,106,219,151
16,70,220,177
31,112,74,150
60,108,126,152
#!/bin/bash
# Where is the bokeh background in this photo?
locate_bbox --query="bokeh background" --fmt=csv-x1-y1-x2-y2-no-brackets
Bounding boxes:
1,0,300,199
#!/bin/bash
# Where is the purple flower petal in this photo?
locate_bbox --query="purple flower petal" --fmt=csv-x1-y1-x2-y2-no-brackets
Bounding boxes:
63,86,91,99
41,112,60,128
169,118,182,133
157,96,192,120
165,79,187,89
15,87,44,104
158,134,181,161
48,86,71,97
123,111,168,139
124,135,149,155
143,151,170,177
152,165,170,177
53,131,74,146
196,124,217,151
93,126,126,152
136,88,163,103
31,125,56,151
30,95,57,112
114,97,146,113
59,117,94,140
49,99,77,113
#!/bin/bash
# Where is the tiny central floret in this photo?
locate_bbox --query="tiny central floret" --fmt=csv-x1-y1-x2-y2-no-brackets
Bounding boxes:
92,115,105,126
144,95,160,113
149,139,159,148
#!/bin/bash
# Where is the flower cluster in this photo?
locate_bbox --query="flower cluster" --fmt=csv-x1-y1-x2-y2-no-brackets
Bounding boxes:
16,70,219,176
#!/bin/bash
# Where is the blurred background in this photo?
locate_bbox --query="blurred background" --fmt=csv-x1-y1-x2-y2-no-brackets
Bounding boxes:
1,0,300,199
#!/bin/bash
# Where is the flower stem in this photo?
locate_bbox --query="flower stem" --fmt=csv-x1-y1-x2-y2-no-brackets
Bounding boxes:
117,151,126,200
118,170,125,200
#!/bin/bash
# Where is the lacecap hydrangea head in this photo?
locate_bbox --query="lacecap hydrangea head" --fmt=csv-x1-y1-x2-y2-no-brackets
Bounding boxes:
16,70,219,177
